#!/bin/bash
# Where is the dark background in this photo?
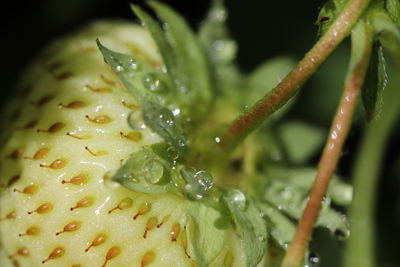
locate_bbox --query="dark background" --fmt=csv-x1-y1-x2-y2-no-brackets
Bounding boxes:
0,0,399,266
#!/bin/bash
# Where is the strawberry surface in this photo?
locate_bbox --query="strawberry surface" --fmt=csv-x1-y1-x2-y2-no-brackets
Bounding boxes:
0,21,244,267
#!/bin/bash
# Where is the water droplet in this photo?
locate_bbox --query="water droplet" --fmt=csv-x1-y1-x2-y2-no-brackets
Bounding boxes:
215,137,221,143
212,39,237,62
194,171,213,192
122,173,138,183
307,252,320,267
115,65,124,72
167,146,179,161
184,184,203,200
331,130,338,139
210,6,227,22
177,138,186,148
143,73,166,92
159,114,174,126
168,105,181,116
129,59,140,70
160,65,167,73
143,160,164,184
128,111,146,130
181,168,214,200
229,189,247,211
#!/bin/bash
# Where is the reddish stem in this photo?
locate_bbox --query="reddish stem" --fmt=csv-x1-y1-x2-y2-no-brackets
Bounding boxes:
281,21,373,267
219,0,372,152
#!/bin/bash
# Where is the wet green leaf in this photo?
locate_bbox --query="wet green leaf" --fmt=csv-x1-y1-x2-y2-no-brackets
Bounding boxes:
130,4,178,90
181,167,214,201
278,121,325,164
132,2,213,118
259,202,295,250
199,0,236,65
97,41,187,156
97,40,164,102
141,100,187,156
199,0,242,97
263,173,350,238
149,1,213,113
186,201,229,267
222,189,267,267
361,43,387,121
268,167,353,206
112,145,175,194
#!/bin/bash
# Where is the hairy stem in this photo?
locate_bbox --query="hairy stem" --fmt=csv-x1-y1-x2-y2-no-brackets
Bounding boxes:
344,53,400,267
281,20,373,267
219,0,372,152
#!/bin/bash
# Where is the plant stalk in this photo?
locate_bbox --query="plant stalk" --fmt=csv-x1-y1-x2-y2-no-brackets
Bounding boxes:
281,20,373,267
219,0,372,152
344,52,400,267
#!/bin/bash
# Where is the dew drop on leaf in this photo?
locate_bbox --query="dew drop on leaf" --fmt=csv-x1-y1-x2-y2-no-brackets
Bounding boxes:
143,73,166,92
166,146,179,161
194,170,213,192
228,189,247,211
128,110,146,130
122,173,138,183
181,168,214,200
129,59,140,71
143,160,164,184
115,65,124,72
210,6,227,22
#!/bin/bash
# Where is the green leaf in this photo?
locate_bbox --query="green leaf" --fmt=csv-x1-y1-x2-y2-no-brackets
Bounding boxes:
278,121,325,164
263,173,350,238
186,201,229,267
141,100,187,156
222,189,267,267
132,2,213,118
97,41,187,156
130,4,178,90
385,0,400,26
347,19,374,121
245,57,296,119
112,145,175,194
361,43,387,121
268,167,353,206
370,8,400,55
199,0,237,66
97,40,164,102
198,0,242,97
180,167,214,201
259,202,295,250
317,0,348,35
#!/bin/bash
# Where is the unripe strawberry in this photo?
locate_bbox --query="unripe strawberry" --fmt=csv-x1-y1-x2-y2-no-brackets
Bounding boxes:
0,20,250,267
0,1,281,266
